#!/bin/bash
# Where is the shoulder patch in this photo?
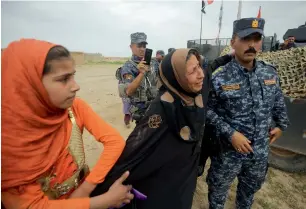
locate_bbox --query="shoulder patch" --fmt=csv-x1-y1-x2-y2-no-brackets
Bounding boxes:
212,67,224,76
124,74,133,80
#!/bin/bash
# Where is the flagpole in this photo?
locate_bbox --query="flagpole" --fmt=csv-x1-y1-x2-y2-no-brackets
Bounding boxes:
237,0,242,20
200,10,203,46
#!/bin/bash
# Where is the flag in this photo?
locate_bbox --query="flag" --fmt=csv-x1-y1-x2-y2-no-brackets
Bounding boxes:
207,0,214,5
257,6,261,18
201,0,214,14
201,0,206,13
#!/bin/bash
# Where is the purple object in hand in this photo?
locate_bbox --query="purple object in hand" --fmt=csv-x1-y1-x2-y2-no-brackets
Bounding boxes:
131,188,147,200
109,188,147,209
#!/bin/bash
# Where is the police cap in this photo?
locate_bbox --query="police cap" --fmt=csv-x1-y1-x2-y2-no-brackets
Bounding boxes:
130,32,148,44
233,18,265,38
156,50,165,56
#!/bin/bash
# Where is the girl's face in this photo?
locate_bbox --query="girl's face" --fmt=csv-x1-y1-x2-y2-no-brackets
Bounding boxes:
42,58,80,109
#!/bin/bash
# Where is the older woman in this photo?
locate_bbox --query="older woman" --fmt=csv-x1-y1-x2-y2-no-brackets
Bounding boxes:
91,48,208,209
1,39,133,209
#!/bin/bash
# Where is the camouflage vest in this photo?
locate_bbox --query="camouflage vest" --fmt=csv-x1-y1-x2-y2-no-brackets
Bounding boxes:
128,60,158,104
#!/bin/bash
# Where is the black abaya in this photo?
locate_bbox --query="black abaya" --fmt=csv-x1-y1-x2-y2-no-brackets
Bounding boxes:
91,93,203,209
91,49,208,209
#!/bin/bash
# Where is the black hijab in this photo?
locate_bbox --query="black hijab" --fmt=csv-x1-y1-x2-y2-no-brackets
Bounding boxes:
158,48,206,142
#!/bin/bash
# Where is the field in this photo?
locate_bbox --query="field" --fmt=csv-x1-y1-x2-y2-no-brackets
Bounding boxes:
76,63,306,209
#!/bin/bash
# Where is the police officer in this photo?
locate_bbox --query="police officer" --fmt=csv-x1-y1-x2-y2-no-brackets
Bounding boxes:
118,32,158,124
151,50,165,77
155,50,165,62
206,18,290,209
168,48,175,54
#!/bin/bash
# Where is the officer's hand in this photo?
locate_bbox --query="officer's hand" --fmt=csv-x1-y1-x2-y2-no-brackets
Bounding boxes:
231,131,253,154
137,60,149,74
269,127,282,144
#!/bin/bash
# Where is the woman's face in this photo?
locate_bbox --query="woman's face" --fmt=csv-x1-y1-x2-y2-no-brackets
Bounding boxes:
42,58,80,109
185,54,204,92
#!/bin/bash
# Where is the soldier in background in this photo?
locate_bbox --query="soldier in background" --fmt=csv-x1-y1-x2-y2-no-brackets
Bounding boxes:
151,50,165,77
168,48,175,54
280,39,289,50
117,32,158,125
206,18,289,209
155,50,165,62
286,35,297,49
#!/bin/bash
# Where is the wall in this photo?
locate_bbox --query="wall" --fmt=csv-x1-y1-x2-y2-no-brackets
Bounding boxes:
84,53,103,63
71,51,85,65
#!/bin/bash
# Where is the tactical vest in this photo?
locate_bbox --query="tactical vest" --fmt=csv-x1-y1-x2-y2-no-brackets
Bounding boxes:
118,60,158,104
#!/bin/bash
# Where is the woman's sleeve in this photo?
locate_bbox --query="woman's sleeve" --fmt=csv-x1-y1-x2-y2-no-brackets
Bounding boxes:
2,184,90,209
74,99,126,184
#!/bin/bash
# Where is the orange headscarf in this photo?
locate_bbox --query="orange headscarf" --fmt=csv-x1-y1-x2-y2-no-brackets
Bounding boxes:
1,39,70,190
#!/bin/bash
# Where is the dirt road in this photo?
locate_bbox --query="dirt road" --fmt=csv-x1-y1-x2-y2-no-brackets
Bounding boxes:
77,64,306,209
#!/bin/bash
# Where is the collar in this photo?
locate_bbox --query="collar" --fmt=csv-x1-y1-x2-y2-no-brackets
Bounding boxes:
232,57,258,75
131,55,142,63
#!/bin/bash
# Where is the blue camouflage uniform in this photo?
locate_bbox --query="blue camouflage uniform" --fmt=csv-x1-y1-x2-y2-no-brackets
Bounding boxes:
206,18,290,209
119,32,158,123
151,50,165,78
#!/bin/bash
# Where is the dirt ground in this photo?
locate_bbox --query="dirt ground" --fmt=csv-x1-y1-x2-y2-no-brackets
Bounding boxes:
77,64,306,209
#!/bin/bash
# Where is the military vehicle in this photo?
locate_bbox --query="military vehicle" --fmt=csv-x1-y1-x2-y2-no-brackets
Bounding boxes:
188,23,306,173
187,34,278,63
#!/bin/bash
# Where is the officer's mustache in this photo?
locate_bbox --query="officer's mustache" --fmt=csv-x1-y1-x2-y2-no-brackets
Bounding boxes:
244,47,257,54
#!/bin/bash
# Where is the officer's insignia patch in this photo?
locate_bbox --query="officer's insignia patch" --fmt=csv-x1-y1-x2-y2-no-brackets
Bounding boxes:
222,84,240,91
252,19,258,28
148,114,162,129
124,74,133,80
264,79,276,85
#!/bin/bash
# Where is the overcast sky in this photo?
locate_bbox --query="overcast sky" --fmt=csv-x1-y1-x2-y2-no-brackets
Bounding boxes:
2,0,306,57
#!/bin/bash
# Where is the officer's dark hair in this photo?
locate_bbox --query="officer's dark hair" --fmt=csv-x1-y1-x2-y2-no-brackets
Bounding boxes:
43,46,71,75
186,49,201,62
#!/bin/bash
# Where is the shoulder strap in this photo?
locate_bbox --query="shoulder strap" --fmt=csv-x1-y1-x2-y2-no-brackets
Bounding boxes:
128,59,139,68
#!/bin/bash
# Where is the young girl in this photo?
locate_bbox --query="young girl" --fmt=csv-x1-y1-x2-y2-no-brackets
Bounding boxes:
1,39,133,209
